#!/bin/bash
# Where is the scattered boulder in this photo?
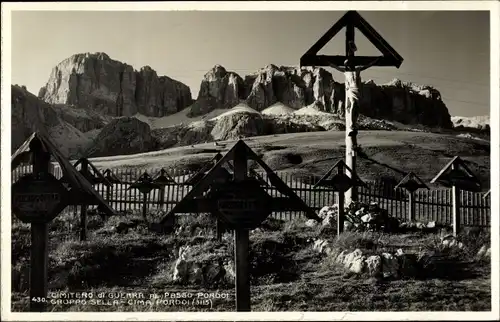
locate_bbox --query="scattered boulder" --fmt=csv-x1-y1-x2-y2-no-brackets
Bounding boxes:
441,235,464,249
318,205,338,227
336,250,347,265
85,117,158,157
172,246,190,283
313,239,330,254
343,249,366,274
475,245,491,261
366,255,382,278
305,219,318,227
171,244,234,287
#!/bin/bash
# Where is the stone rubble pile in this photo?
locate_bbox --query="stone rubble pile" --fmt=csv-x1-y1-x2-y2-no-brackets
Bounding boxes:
312,239,417,279
306,205,339,228
312,234,491,279
171,245,235,286
346,201,400,233
309,202,401,233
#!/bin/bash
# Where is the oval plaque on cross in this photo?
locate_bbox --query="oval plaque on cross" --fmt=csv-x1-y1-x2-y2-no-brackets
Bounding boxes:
212,180,272,230
12,173,70,224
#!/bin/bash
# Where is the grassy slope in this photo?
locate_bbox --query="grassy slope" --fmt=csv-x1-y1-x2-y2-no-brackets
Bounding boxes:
84,130,490,190
11,130,492,312
11,213,491,312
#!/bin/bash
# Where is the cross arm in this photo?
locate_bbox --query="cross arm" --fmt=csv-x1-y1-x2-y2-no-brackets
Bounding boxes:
300,55,400,68
356,57,382,72
328,62,346,73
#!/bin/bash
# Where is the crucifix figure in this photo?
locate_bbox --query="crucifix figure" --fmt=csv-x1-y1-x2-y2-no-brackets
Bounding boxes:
327,41,380,204
328,46,380,138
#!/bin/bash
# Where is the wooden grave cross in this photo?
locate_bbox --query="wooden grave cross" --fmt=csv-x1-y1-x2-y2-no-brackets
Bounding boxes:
300,10,403,205
395,172,429,223
431,156,481,236
61,158,112,241
313,159,365,234
152,168,177,210
159,140,320,312
11,132,115,312
128,172,163,222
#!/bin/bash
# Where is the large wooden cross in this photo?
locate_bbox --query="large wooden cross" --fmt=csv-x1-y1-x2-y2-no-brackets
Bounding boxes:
300,11,403,205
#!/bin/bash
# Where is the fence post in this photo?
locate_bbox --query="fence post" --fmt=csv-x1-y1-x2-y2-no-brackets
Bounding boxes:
216,219,224,241
451,184,461,236
408,191,415,222
80,161,88,241
338,191,345,234
106,185,111,204
142,192,149,222
158,187,165,209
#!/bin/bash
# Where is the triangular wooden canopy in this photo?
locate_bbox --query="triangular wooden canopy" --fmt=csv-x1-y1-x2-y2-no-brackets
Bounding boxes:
313,159,366,189
430,156,481,192
183,152,268,187
152,168,177,185
225,160,270,187
63,158,112,187
11,131,115,215
128,171,163,191
160,140,321,225
103,169,122,184
184,153,224,186
300,10,403,68
395,171,429,192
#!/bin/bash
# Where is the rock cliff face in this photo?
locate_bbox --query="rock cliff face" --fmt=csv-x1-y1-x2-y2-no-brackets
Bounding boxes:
196,65,245,111
12,85,61,149
11,85,97,157
195,65,453,129
37,53,453,128
39,53,193,117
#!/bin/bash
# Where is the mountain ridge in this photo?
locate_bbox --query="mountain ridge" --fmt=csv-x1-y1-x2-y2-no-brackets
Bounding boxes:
10,52,489,159
37,52,453,129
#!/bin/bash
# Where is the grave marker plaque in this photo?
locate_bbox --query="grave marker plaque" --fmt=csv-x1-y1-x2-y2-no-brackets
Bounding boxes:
12,173,69,224
212,180,273,230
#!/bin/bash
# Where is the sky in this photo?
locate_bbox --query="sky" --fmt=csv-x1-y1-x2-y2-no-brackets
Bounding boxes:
10,10,491,117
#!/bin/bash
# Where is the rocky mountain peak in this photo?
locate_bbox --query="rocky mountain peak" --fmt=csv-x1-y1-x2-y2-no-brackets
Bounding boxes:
193,64,452,128
38,52,193,118
207,64,228,78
